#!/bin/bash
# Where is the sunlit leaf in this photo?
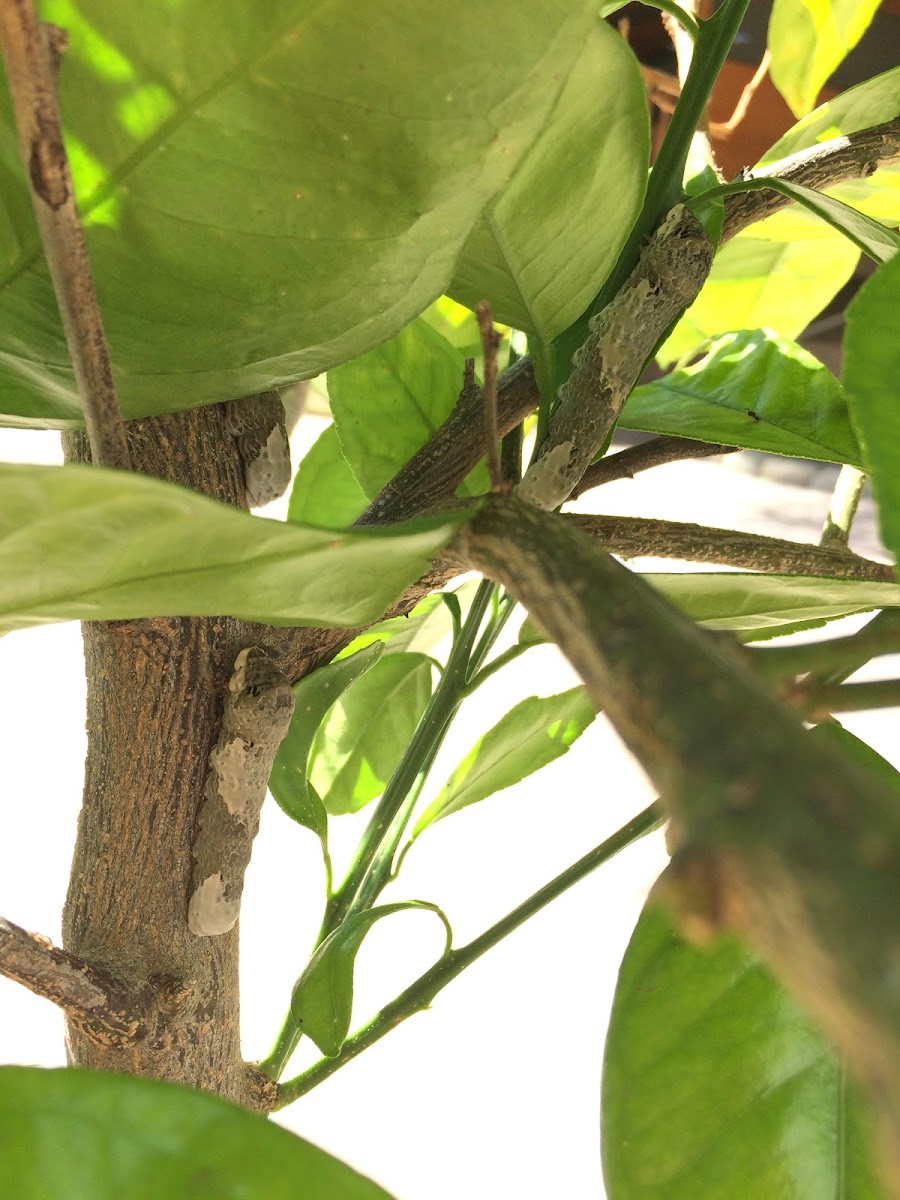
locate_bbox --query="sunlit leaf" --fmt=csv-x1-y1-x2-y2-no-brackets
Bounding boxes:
768,0,882,117
723,178,900,264
760,66,900,162
447,21,648,341
601,904,884,1199
287,425,368,529
270,644,384,841
413,687,596,837
291,903,452,1057
623,329,861,466
844,255,900,566
328,318,488,501
0,0,603,426
0,464,467,633
309,653,434,815
0,1066,397,1198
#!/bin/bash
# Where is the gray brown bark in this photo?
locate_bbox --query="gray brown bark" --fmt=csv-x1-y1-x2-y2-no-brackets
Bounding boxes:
62,404,276,1110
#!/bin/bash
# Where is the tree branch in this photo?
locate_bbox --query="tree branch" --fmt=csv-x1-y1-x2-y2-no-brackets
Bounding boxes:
566,513,895,581
570,436,739,496
0,2,130,470
453,495,900,1194
721,117,900,242
0,915,145,1046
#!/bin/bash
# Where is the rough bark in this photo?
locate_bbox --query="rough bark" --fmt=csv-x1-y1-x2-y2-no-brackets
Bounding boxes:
62,404,276,1111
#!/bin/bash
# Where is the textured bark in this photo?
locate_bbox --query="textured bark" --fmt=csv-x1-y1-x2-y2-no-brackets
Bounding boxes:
62,404,276,1111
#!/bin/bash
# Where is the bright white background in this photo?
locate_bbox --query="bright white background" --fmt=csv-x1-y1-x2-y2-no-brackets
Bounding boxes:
0,420,895,1199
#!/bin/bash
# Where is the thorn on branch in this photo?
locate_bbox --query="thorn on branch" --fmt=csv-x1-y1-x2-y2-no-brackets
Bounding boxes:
475,300,503,493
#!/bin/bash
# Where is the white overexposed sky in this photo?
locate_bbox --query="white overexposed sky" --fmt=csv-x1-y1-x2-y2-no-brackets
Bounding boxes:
0,419,896,1200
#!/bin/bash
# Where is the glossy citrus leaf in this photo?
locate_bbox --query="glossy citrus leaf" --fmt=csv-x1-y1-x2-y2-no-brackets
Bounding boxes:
308,653,434,815
760,66,900,162
844,255,900,567
602,904,884,1199
651,573,900,634
328,318,489,501
768,0,882,117
623,329,861,466
726,178,900,263
291,902,452,1057
0,1066,397,1199
0,463,467,633
447,20,648,341
269,644,384,842
412,687,596,837
287,425,368,529
0,0,601,426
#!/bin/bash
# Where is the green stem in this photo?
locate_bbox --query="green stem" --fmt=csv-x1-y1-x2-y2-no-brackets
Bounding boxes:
821,465,867,550
799,679,900,719
752,622,900,683
551,0,750,384
261,581,499,1079
462,641,534,697
274,802,663,1107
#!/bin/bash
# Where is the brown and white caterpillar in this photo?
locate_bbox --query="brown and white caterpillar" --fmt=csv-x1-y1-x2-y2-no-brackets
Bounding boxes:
187,647,295,937
517,204,713,512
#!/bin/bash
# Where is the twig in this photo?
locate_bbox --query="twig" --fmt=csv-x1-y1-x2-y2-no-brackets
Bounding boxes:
501,424,523,487
569,436,739,497
821,464,867,550
566,513,895,581
752,623,900,683
0,915,144,1045
721,116,900,242
708,50,771,139
0,1,130,470
790,679,900,721
475,301,503,492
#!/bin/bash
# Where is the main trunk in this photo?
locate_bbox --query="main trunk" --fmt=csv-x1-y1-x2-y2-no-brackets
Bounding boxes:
62,404,274,1110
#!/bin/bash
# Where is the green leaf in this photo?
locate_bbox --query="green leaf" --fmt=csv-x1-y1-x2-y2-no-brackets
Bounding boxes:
287,425,368,529
0,1066,397,1199
291,902,452,1057
768,0,882,117
0,464,467,634
270,644,384,841
658,230,859,366
0,0,603,427
844,255,900,567
623,329,861,466
518,572,900,645
810,721,900,796
338,579,482,660
651,573,900,635
328,318,489,501
722,178,900,264
309,653,434,815
601,904,884,1199
446,21,648,341
760,66,900,162
412,687,596,837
